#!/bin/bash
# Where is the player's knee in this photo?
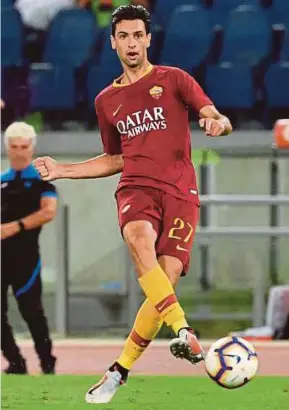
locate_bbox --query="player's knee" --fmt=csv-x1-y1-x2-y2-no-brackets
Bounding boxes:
158,255,183,287
123,221,156,255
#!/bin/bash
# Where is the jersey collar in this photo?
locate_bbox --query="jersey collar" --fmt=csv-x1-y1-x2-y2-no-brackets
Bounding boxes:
113,64,154,88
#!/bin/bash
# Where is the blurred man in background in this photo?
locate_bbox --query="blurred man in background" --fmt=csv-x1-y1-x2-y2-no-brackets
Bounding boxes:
15,0,85,31
1,122,58,374
15,0,88,62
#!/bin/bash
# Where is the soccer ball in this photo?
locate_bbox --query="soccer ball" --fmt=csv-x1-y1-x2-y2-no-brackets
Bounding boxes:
205,336,259,389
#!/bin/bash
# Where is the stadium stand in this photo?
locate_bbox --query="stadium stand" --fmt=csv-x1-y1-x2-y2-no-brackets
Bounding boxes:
1,0,288,129
86,27,122,111
1,8,23,67
206,65,255,108
210,0,262,26
28,64,76,111
280,27,289,61
265,63,289,108
159,5,213,73
267,0,289,25
43,9,100,68
218,5,271,67
2,0,14,9
153,0,203,30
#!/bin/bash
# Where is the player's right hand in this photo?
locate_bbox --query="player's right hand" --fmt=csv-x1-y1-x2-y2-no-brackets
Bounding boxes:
33,156,61,181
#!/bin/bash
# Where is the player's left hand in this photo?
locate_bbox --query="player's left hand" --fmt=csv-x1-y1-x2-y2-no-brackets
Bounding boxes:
199,118,225,137
1,222,19,240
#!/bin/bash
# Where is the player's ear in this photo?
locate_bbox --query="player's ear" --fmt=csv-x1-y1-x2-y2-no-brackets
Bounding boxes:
146,33,151,49
110,35,116,50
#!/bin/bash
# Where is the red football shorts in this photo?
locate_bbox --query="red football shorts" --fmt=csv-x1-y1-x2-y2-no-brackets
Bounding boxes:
116,186,199,275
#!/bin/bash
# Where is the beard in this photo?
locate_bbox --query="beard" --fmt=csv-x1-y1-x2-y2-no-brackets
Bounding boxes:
127,62,140,68
120,52,142,69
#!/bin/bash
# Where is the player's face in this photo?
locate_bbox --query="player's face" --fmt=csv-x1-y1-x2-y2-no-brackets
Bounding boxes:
7,137,34,167
111,19,151,68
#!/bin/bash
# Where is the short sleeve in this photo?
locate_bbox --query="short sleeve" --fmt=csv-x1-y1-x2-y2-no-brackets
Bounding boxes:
95,96,122,155
40,182,58,198
174,68,213,113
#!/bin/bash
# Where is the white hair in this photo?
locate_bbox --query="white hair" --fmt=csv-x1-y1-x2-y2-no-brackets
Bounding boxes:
4,122,37,147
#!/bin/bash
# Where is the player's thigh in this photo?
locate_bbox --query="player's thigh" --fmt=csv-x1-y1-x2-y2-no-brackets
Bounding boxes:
117,187,162,275
157,197,199,275
116,187,161,236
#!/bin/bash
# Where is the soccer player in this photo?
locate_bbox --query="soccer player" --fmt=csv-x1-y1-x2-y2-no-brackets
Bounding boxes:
34,4,232,403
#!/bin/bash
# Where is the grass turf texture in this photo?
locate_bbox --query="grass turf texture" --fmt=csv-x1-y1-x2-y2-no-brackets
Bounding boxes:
2,376,289,410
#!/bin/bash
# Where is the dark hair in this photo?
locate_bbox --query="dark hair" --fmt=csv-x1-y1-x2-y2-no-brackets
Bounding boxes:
111,5,151,36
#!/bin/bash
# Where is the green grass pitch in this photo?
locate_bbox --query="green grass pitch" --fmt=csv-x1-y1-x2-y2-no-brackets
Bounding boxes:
2,376,289,410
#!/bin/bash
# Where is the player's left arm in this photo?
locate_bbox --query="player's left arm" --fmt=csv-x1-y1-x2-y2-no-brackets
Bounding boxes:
1,185,58,239
174,68,233,137
199,105,232,137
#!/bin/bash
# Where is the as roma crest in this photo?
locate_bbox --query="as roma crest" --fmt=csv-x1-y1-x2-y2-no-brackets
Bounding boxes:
149,86,163,99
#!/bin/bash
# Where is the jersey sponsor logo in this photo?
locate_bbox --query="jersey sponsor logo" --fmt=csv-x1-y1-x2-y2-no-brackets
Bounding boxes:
116,107,167,138
149,85,163,100
190,189,197,195
113,104,122,117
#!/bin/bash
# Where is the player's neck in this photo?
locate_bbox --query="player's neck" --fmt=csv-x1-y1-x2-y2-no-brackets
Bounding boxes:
121,61,152,85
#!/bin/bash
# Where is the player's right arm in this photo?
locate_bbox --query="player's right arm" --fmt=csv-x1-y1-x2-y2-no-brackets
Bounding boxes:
33,154,123,181
34,95,124,181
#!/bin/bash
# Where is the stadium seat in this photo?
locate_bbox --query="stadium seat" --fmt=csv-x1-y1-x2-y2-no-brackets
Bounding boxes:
159,6,212,72
43,9,99,68
1,66,29,121
85,27,122,111
211,0,262,26
28,64,75,110
148,15,163,63
98,28,120,67
206,65,255,108
267,0,289,26
1,0,14,9
264,63,289,108
152,0,203,30
219,5,271,67
86,65,122,111
280,28,289,61
1,8,23,66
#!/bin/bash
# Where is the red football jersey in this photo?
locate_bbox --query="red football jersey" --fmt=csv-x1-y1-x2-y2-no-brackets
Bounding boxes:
95,65,213,204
